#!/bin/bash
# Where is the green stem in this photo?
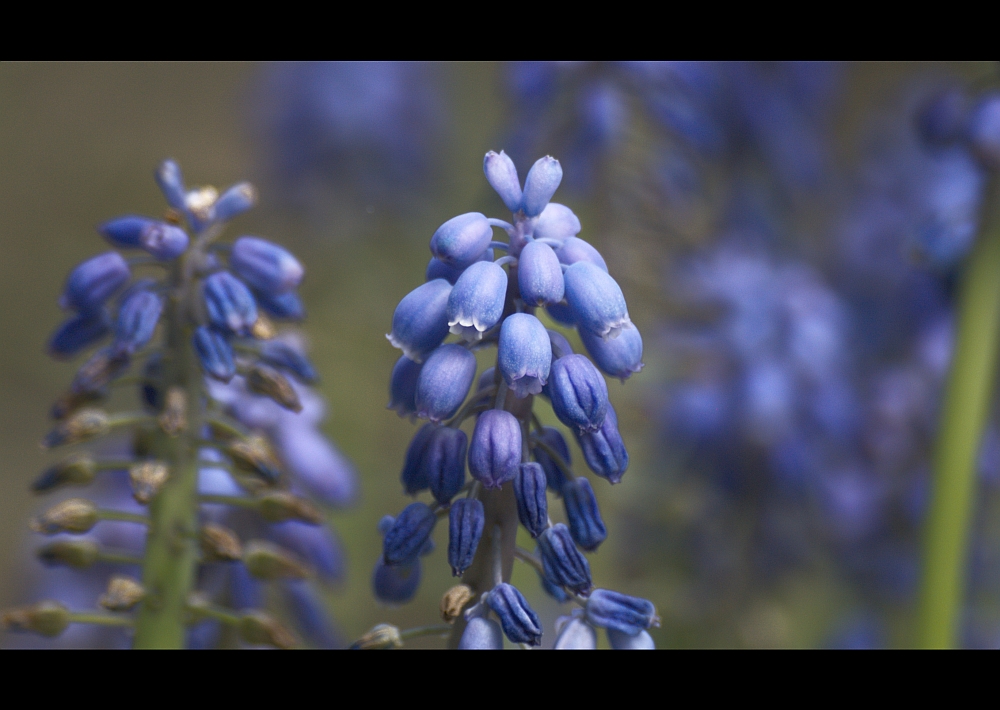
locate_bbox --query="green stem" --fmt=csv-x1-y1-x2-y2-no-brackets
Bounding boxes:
399,624,451,641
69,612,134,627
95,550,144,566
917,175,1000,649
97,509,148,525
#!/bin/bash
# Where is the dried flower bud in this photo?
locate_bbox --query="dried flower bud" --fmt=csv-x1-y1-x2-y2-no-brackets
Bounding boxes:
37,539,99,568
50,389,105,421
200,523,243,561
71,349,131,395
350,623,403,650
32,453,97,493
2,601,71,637
239,610,298,649
251,313,276,340
99,575,145,611
227,436,282,484
258,491,323,525
42,408,110,449
440,584,475,623
246,364,303,412
30,498,99,535
129,461,169,504
158,387,186,436
243,540,311,580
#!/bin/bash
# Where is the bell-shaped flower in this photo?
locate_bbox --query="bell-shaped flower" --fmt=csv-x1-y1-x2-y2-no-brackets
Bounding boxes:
49,312,110,360
562,477,607,551
447,261,508,341
498,313,551,398
538,524,592,594
579,325,644,381
513,462,549,538
534,203,581,241
468,409,521,489
554,616,597,650
522,156,563,217
584,589,660,637
556,236,608,272
387,355,422,418
193,326,235,382
113,289,162,357
203,271,258,336
607,628,656,649
430,212,493,268
575,403,629,483
549,354,609,433
564,261,631,339
382,502,437,566
415,344,477,422
486,583,543,646
426,426,468,504
458,616,504,649
518,240,564,307
387,278,452,362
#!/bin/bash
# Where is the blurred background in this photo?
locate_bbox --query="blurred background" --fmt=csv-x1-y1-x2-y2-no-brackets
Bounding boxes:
2,61,999,648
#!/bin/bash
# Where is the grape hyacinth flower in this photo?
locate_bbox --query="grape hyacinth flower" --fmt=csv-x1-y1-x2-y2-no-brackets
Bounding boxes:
4,161,356,649
357,151,656,650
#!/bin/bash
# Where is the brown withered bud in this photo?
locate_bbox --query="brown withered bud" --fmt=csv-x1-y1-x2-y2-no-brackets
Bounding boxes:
51,389,105,421
227,435,282,484
32,453,97,493
238,611,298,649
30,499,99,535
158,387,187,436
37,539,100,568
243,540,311,580
71,349,131,395
246,364,302,412
41,408,110,449
349,623,403,650
129,461,169,504
99,576,146,611
440,584,476,623
2,601,71,637
201,523,243,561
258,491,323,525
251,313,276,340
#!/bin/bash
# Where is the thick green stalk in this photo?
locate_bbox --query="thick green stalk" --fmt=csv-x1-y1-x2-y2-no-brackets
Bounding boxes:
917,175,1000,649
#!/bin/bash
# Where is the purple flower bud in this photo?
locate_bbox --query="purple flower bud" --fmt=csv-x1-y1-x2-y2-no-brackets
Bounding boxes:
203,271,258,336
426,426,468,503
468,409,522,489
213,182,257,222
458,616,503,649
274,425,358,506
256,290,305,321
546,302,578,327
549,354,609,433
562,477,607,551
387,279,452,362
400,423,437,495
372,558,421,605
564,261,631,339
60,252,130,313
271,521,344,583
576,403,628,483
447,261,508,340
139,222,189,260
49,312,110,360
538,523,592,594
388,355,422,417
532,426,572,491
259,340,318,383
484,150,523,213
415,344,477,422
230,237,304,296
539,565,571,603
534,203,582,241
113,290,162,357
518,240,564,307
383,502,437,565
193,326,235,382
554,616,597,650
584,589,659,636
487,583,543,646
522,156,563,217
448,498,484,576
155,159,186,210
556,236,608,272
498,313,551,398
548,329,574,359
579,325,644,381
98,215,152,248
607,628,656,649
513,462,549,538
430,212,493,268
969,93,1000,168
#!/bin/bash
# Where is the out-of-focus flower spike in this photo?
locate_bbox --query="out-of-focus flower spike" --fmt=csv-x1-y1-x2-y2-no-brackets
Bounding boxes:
193,326,235,382
579,325,644,381
259,340,319,384
129,461,169,504
968,92,1000,169
549,354,609,433
513,462,549,538
230,237,304,296
30,498,99,534
59,252,130,313
383,502,437,565
564,261,631,340
246,363,303,412
556,236,609,272
576,402,629,483
113,290,163,357
430,212,493,268
201,523,243,562
415,344,477,422
70,348,130,396
498,313,551,398
522,156,563,217
447,261,508,340
486,583,543,646
48,312,111,360
538,523,592,594
1,601,71,637
388,355,422,417
274,425,358,507
457,616,504,649
387,279,452,362
243,539,311,580
36,538,99,568
283,580,341,649
518,240,565,307
214,182,257,223
271,521,344,583
484,150,523,213
554,616,597,649
155,159,187,210
227,435,283,483
534,203,582,241
532,425,572,492
32,453,97,492
448,498,485,576
916,87,969,147
42,408,110,449
203,271,258,336
562,477,607,551
372,558,421,604
400,423,437,495
426,426,468,504
256,289,305,321
258,491,323,524
607,628,656,649
239,610,298,649
468,409,522,489
99,575,146,611
584,589,660,636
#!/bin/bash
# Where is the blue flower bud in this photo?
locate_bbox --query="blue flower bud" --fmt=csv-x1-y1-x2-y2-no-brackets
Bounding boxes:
562,477,607,551
513,462,549,538
430,212,493,268
203,271,258,335
522,156,563,217
60,252,130,313
426,248,495,285
486,583,543,646
538,523,592,594
576,403,629,483
448,498,484,576
484,150,523,213
539,566,571,602
113,289,163,356
230,237,304,296
388,355,422,417
468,409,522,489
579,325,644,381
387,279,452,362
518,240,564,307
549,354,609,433
193,326,235,381
607,628,656,649
400,423,437,495
584,589,659,636
415,344,477,422
372,558,421,605
532,426,572,491
259,340,318,383
534,203,582,241
547,329,574,359
213,182,257,222
546,302,578,327
140,222,189,260
271,521,344,583
498,313,551,398
458,616,504,649
426,426,468,503
49,312,110,360
564,261,631,339
556,236,608,272
155,159,187,210
969,93,1000,168
98,215,149,247
554,616,597,650
383,502,437,565
256,290,305,321
447,261,508,340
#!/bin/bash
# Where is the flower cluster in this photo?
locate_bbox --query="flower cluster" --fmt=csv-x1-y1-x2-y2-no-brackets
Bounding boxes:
3,161,354,648
364,151,656,649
